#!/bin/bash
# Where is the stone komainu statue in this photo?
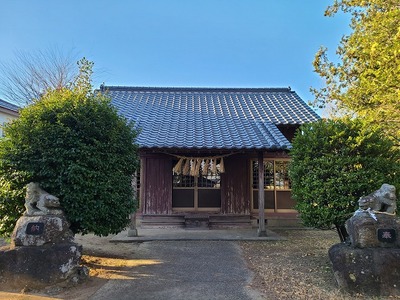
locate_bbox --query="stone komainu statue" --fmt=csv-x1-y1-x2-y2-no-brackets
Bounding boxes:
358,183,397,214
24,182,63,216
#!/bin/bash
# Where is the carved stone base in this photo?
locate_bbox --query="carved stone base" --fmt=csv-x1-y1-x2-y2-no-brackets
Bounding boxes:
11,214,74,247
346,212,400,248
329,243,400,296
0,243,88,289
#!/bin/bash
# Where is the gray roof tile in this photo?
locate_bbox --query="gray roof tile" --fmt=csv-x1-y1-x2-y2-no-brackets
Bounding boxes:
0,99,19,113
104,86,320,150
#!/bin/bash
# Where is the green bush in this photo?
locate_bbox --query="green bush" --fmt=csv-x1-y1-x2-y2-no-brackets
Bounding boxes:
0,88,139,236
289,118,399,240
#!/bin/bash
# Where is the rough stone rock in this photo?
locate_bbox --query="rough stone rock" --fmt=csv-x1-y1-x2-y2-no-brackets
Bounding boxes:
346,212,400,248
0,243,88,289
329,243,400,296
11,214,74,247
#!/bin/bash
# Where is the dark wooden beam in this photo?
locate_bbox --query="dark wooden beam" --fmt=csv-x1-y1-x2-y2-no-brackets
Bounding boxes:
257,151,267,236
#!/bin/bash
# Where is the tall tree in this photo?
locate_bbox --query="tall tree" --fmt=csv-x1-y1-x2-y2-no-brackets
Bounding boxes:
312,0,400,144
0,48,78,106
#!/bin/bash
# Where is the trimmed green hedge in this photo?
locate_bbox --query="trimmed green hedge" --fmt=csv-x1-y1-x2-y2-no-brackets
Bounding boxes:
289,118,399,235
0,88,139,236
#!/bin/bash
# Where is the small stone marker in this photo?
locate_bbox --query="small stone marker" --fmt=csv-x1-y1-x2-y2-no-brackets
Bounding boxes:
377,228,396,243
25,222,44,235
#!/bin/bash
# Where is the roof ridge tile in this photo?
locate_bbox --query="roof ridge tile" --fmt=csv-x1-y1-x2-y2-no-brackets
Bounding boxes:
102,85,292,93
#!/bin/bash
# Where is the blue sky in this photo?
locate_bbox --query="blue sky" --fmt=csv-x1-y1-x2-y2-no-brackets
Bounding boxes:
0,1,350,112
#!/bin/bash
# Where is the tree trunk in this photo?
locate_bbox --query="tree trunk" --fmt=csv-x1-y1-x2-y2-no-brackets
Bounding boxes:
335,223,349,243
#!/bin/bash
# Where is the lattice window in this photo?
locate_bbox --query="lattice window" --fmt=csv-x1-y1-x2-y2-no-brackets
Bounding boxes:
173,173,195,188
173,159,221,188
275,161,291,189
172,159,221,210
252,160,291,190
198,168,220,188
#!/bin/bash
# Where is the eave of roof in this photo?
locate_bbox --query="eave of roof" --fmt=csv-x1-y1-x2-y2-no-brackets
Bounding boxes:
0,99,20,113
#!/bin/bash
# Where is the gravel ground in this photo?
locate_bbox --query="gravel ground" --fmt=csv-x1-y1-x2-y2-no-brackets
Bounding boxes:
240,229,399,300
1,229,400,299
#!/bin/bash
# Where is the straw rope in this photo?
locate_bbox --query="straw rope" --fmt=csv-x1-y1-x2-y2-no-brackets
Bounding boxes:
168,152,237,176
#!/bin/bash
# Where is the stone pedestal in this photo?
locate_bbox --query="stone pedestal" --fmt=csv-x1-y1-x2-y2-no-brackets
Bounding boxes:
12,214,74,247
346,212,400,248
329,244,400,297
0,213,87,289
330,211,400,296
0,243,87,289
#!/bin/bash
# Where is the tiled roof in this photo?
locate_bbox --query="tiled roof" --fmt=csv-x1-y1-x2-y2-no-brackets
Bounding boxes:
0,99,19,113
105,86,320,150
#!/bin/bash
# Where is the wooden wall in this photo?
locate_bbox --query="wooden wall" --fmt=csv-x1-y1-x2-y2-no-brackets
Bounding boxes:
140,152,254,215
140,154,172,214
220,154,251,214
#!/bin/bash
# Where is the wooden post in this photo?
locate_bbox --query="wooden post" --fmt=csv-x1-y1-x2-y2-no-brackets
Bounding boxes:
258,151,267,237
127,212,138,237
128,172,139,237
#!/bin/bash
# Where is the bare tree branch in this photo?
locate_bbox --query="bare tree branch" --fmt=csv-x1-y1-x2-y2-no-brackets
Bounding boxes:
0,48,78,106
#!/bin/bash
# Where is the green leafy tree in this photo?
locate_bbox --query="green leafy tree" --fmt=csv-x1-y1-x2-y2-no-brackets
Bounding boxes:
312,0,400,145
289,118,399,241
0,59,139,236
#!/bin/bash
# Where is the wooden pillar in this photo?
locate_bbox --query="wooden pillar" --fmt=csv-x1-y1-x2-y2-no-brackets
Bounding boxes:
258,151,267,237
128,171,139,237
127,213,138,237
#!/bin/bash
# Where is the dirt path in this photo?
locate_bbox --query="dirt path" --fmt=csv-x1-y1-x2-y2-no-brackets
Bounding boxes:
88,241,262,300
1,230,397,299
1,235,261,300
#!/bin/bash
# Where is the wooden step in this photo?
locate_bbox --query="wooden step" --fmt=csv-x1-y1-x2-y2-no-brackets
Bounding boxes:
140,215,185,228
140,214,256,229
185,215,209,229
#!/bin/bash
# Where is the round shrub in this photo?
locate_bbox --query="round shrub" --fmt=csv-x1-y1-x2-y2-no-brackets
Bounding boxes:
0,88,139,236
289,118,399,240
